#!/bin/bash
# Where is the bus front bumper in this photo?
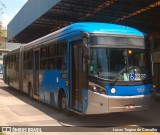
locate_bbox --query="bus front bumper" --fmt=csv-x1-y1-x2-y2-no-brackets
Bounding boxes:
108,94,153,113
85,90,154,114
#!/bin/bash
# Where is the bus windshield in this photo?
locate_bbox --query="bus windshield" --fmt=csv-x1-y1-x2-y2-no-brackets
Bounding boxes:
88,48,151,81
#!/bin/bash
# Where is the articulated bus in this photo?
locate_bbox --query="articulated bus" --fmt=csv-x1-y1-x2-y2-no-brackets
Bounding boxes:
3,22,154,115
0,63,4,74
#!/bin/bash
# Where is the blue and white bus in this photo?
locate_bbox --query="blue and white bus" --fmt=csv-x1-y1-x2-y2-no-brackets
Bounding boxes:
0,63,4,74
3,22,154,114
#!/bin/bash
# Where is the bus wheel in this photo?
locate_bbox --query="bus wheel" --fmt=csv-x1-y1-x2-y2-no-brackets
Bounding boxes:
61,93,67,110
59,91,70,115
61,92,71,116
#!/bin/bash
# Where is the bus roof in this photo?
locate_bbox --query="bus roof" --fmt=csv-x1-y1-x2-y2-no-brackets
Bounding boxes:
62,22,144,36
7,22,142,52
6,23,145,55
23,22,144,49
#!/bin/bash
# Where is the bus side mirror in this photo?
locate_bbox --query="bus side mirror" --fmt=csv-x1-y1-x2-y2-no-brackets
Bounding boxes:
82,33,90,59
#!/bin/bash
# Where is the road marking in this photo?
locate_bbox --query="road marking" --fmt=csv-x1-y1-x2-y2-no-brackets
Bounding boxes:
139,132,158,135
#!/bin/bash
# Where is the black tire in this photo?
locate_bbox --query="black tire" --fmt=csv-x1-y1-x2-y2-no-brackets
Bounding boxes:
61,92,67,110
59,91,70,115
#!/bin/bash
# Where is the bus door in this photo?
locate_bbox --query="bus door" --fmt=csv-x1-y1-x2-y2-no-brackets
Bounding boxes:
70,40,83,112
33,50,40,99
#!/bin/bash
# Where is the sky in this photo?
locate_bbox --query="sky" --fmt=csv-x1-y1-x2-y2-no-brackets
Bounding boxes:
0,0,28,28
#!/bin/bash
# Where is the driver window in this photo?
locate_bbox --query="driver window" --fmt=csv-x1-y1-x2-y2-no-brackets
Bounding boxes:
139,53,145,67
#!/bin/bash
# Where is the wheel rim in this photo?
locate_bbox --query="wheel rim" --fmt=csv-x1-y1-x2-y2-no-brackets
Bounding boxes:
62,95,67,110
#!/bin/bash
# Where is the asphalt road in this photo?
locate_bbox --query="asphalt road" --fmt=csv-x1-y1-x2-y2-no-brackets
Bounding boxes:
0,78,160,135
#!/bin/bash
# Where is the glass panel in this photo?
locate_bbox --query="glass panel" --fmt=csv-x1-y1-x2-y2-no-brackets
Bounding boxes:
40,47,48,58
89,48,125,80
57,42,67,56
48,58,56,69
71,40,83,111
89,48,151,81
48,44,56,57
57,57,66,70
127,49,151,81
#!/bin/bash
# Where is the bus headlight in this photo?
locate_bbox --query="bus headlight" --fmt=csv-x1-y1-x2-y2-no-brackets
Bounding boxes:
88,82,107,95
111,88,116,94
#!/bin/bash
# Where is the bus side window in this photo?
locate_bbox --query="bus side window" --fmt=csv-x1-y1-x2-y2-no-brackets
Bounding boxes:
48,43,57,69
24,51,33,70
40,47,48,70
57,41,67,70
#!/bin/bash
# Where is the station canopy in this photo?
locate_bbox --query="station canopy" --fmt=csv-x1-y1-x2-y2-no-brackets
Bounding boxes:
7,0,160,43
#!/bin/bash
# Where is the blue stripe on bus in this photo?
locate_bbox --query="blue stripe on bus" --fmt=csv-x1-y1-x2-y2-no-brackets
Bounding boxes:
105,84,151,96
39,70,68,107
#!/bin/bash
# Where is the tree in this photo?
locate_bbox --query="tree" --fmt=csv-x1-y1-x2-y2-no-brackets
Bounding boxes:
0,0,5,14
0,0,6,49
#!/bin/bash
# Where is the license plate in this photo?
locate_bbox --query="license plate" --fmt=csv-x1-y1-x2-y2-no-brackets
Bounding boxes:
125,104,135,109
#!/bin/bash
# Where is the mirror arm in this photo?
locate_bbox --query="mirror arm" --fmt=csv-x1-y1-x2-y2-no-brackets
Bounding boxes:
82,32,90,59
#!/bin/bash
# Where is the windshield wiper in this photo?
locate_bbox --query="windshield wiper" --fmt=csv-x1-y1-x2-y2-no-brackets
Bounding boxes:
110,66,128,85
